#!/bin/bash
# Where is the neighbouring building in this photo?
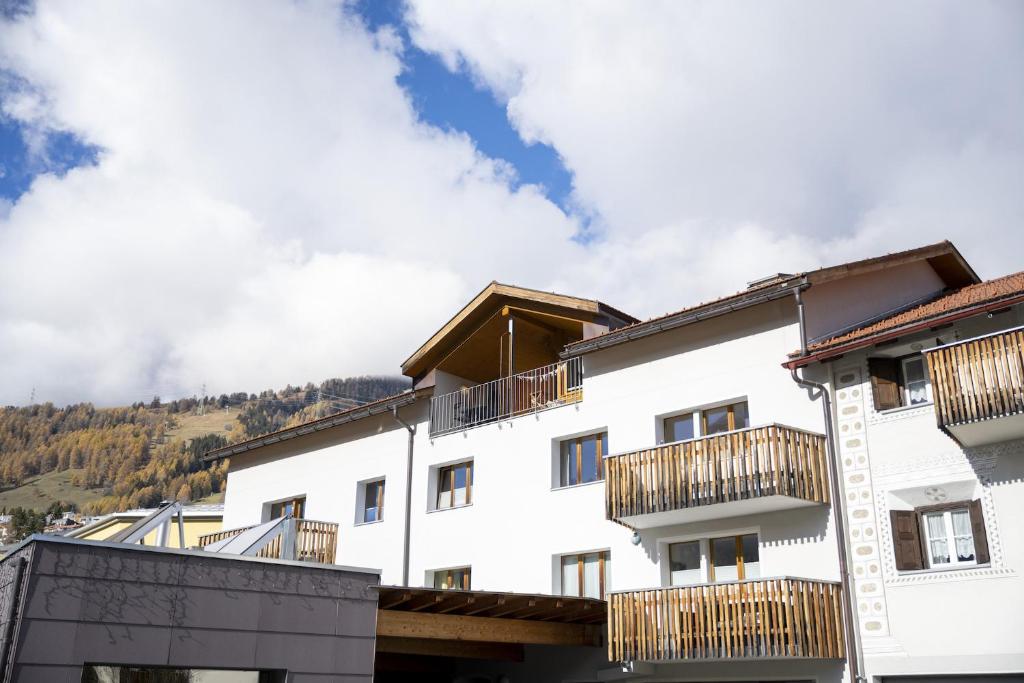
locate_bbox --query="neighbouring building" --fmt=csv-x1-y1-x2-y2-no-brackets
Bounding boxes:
67,504,224,549
187,240,1021,683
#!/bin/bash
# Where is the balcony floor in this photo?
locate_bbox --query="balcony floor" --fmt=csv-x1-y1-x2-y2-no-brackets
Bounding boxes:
947,411,1024,447
617,494,823,530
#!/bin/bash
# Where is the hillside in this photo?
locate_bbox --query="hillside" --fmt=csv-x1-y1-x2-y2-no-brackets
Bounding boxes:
0,375,409,516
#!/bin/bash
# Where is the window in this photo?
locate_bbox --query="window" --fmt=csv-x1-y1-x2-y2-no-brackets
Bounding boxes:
901,356,933,406
710,533,759,582
663,413,695,443
668,540,701,586
559,432,607,487
84,666,282,682
890,500,989,571
561,551,609,599
270,496,305,519
437,461,472,509
362,479,384,523
660,400,749,443
433,566,471,590
869,354,932,410
702,401,750,435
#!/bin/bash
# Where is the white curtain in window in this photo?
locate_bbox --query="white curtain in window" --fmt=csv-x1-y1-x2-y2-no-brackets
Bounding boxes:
950,509,975,561
925,513,949,564
583,553,602,599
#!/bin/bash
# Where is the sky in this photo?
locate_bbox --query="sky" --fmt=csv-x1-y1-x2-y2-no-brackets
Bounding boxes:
0,0,1021,407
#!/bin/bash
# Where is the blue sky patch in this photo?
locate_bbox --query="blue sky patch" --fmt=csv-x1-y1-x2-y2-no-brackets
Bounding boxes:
355,0,575,214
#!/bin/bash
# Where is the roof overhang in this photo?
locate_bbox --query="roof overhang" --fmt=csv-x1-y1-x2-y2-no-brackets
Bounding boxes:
786,292,1024,369
202,391,421,462
563,279,806,358
401,282,636,379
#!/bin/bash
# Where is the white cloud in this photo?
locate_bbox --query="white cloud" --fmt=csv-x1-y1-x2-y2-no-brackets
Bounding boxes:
407,0,1024,303
1,1,1021,406
0,0,581,405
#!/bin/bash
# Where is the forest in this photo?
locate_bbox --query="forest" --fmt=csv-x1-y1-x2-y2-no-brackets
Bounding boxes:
0,375,409,517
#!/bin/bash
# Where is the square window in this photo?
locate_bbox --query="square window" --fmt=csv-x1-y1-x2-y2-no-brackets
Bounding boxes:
710,533,759,582
663,413,695,443
559,432,607,487
668,540,701,586
436,462,472,510
922,507,975,567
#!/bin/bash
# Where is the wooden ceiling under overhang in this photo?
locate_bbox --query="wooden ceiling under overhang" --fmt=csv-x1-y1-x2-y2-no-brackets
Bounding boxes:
401,283,636,383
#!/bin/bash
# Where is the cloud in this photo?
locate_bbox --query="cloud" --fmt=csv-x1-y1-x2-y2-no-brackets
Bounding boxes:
1,0,1021,406
0,0,581,404
407,0,1024,297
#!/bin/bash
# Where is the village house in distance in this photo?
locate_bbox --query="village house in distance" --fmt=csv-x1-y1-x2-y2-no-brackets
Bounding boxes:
1,240,1020,683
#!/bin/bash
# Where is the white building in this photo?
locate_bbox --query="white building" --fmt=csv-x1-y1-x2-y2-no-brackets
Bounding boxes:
206,241,1023,683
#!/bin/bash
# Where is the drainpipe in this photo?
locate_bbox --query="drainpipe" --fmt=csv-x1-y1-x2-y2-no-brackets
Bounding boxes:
790,288,865,683
391,406,416,587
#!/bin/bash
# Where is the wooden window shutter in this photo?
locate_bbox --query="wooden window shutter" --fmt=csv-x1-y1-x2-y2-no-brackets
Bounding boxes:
869,358,903,411
890,509,924,570
968,499,990,564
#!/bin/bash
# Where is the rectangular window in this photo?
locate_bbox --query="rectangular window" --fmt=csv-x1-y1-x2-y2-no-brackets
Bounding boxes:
922,508,976,567
668,540,701,586
559,432,607,487
433,566,471,590
84,666,282,682
901,356,933,406
437,462,472,510
362,480,384,523
560,551,609,599
663,413,695,443
710,533,759,582
702,400,750,436
270,496,305,519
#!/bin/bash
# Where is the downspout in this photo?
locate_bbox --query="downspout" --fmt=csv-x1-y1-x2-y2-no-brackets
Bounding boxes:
391,406,416,587
790,288,866,683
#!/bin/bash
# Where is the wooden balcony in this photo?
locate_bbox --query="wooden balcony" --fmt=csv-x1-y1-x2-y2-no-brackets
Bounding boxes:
198,519,338,564
925,327,1024,447
605,425,829,529
608,578,844,662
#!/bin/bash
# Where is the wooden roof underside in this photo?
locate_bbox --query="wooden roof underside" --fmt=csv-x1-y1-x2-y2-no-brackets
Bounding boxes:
401,282,635,380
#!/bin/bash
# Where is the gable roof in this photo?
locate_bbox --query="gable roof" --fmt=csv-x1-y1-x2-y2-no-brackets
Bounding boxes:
788,270,1024,366
400,281,636,379
564,241,978,357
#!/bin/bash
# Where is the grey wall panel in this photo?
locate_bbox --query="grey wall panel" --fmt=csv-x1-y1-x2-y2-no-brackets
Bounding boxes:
0,537,379,682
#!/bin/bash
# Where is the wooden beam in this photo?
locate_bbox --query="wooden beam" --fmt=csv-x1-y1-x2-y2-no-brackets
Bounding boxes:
376,609,602,647
376,636,525,661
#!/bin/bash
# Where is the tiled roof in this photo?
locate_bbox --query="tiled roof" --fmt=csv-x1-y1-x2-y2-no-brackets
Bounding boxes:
803,271,1024,355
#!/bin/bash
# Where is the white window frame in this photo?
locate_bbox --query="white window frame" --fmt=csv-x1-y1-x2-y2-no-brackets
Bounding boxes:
921,507,977,569
901,355,933,406
355,477,385,525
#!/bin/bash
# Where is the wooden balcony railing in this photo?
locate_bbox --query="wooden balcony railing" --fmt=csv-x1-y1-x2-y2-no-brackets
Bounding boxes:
608,578,845,662
605,425,828,523
925,327,1024,429
429,357,583,437
197,519,338,564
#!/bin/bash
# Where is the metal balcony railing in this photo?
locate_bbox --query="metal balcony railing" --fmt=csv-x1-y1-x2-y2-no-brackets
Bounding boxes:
607,578,845,662
429,357,583,437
